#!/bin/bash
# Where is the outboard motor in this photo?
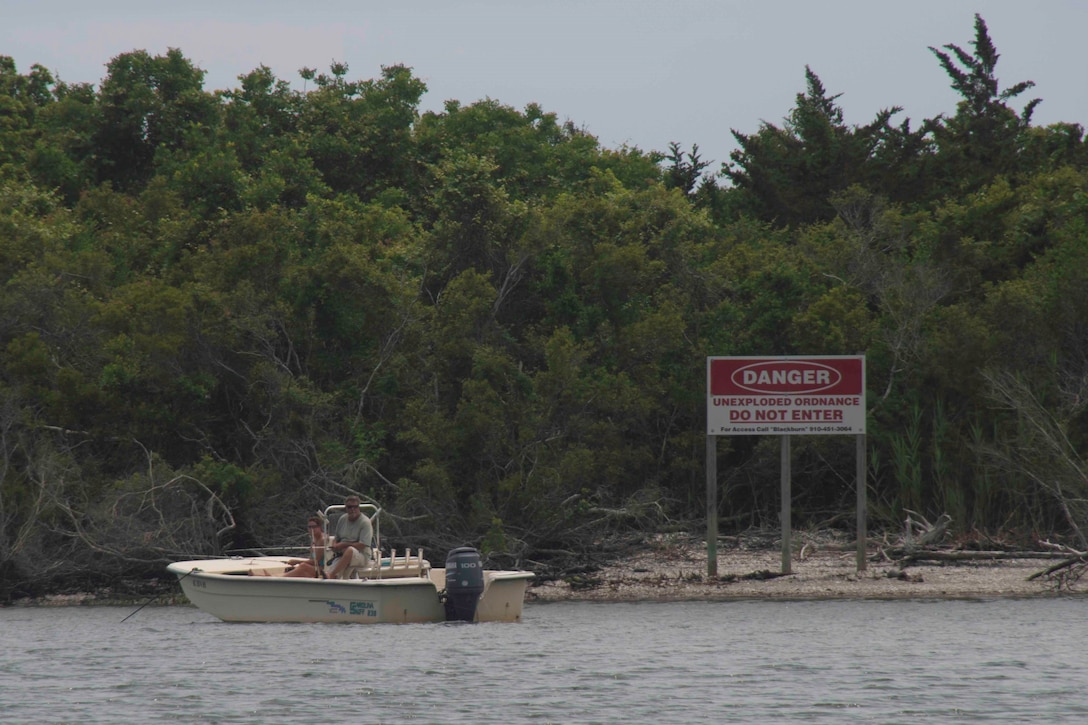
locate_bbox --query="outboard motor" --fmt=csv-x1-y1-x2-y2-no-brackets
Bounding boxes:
444,546,485,622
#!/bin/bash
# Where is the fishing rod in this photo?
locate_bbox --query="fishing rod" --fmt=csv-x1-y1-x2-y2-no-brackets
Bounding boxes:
121,568,195,623
223,545,312,555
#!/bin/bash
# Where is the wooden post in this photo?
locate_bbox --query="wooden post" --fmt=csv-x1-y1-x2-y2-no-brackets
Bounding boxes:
706,434,718,578
780,434,791,575
856,433,867,572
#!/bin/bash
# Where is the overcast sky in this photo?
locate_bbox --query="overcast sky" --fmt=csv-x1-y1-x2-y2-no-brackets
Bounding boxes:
3,1,1085,171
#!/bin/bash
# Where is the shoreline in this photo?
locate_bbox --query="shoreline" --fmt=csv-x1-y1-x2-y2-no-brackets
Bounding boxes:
527,536,1082,603
8,534,1086,608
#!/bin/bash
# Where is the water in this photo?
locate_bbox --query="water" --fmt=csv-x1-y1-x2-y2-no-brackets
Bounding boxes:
2,598,1086,723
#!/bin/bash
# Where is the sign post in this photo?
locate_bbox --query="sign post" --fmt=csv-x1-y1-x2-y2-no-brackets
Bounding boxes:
706,435,718,576
706,356,866,576
780,434,791,574
857,432,867,571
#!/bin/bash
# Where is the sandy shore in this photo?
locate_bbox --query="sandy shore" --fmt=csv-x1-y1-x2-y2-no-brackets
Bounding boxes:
527,534,1082,603
11,533,1083,607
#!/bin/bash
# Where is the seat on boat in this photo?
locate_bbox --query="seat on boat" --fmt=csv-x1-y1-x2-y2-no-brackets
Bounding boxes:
322,546,369,580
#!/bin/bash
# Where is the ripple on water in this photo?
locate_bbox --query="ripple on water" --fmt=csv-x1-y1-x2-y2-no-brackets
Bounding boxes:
2,598,1087,723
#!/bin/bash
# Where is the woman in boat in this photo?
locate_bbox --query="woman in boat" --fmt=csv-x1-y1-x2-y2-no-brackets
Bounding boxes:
255,516,328,577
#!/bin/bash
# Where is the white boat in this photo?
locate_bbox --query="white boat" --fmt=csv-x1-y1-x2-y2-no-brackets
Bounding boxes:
166,504,534,624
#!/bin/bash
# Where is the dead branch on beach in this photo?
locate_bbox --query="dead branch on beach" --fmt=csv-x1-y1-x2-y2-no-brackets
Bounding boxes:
896,549,1072,564
1026,540,1088,590
1027,553,1088,579
876,511,1080,575
903,509,953,548
876,509,953,562
720,569,790,583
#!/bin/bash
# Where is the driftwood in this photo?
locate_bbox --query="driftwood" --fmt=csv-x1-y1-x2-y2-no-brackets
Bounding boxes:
888,514,1088,590
898,550,1072,564
877,510,953,563
720,569,789,583
1027,552,1088,582
884,512,1081,574
1023,539,1088,588
902,510,952,549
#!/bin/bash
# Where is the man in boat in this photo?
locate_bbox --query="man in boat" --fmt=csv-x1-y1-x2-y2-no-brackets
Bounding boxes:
324,495,374,579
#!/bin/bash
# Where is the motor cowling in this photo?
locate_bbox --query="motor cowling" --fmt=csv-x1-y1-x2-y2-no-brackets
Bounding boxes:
444,547,485,622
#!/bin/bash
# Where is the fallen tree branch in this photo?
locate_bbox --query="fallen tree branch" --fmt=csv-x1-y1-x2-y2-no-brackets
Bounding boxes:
902,510,952,549
723,569,791,582
896,550,1073,564
1027,552,1088,581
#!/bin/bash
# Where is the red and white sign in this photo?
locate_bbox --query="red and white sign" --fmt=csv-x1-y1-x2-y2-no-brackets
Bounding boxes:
707,356,865,435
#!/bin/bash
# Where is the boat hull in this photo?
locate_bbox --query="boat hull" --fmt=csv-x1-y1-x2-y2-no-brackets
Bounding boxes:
167,558,532,624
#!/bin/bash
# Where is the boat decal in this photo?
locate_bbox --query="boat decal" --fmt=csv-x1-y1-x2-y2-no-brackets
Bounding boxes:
311,599,346,614
306,599,379,617
349,601,379,617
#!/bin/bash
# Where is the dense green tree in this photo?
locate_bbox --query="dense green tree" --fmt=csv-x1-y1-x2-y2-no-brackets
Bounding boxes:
93,49,219,191
28,79,98,203
0,57,57,173
926,13,1043,193
726,67,918,226
663,142,712,196
296,63,426,200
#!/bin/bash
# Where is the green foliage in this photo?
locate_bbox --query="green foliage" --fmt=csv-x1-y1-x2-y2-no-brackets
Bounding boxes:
925,14,1045,194
296,63,426,199
0,57,58,174
93,49,219,192
664,142,712,195
726,67,922,226
3,18,1088,598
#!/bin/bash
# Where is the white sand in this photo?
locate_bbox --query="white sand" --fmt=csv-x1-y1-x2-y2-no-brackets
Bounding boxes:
528,535,1078,602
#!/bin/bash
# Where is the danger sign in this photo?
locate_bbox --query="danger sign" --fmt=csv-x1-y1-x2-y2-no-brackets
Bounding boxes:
707,356,865,435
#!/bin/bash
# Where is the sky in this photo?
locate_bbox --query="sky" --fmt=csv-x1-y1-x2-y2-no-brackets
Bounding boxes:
3,1,1086,171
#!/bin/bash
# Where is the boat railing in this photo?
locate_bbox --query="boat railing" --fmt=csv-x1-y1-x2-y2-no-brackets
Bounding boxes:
349,548,430,580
